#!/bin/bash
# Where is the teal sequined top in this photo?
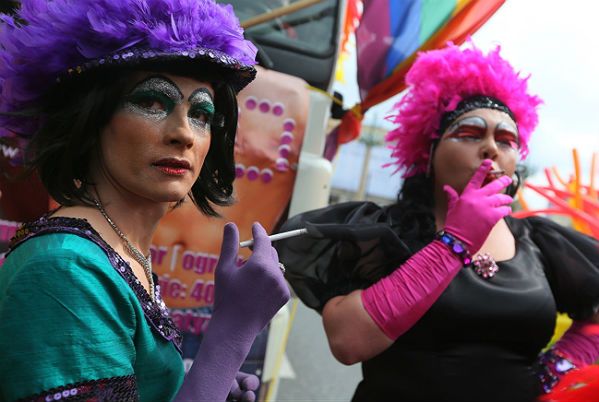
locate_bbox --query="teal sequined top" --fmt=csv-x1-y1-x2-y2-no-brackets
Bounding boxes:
0,216,185,402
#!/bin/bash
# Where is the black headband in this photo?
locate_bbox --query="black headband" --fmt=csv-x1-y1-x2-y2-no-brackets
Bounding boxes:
439,95,515,134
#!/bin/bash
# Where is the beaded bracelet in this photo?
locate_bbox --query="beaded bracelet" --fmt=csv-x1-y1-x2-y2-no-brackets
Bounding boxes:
536,348,577,393
434,230,473,266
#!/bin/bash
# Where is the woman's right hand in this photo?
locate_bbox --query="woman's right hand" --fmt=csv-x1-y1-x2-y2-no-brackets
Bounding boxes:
443,159,514,254
213,222,290,336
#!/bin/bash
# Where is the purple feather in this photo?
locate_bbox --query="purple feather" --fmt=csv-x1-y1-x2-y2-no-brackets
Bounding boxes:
0,0,257,137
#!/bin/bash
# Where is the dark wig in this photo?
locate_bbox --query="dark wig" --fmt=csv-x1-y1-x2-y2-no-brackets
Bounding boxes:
25,61,238,216
393,173,436,252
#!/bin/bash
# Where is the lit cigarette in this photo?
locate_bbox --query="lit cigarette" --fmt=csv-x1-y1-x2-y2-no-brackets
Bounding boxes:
239,228,308,248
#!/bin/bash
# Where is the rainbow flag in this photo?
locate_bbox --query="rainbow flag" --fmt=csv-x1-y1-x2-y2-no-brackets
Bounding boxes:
358,0,469,97
330,0,505,148
357,0,505,104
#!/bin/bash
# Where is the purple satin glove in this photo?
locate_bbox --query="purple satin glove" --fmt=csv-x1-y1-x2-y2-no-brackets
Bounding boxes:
227,371,260,402
174,222,290,402
444,159,513,254
212,222,290,335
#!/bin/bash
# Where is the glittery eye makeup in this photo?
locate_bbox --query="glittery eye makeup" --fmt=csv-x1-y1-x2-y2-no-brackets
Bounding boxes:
444,116,519,151
122,76,184,121
189,88,213,104
188,88,215,132
121,76,216,135
495,121,520,150
444,116,487,140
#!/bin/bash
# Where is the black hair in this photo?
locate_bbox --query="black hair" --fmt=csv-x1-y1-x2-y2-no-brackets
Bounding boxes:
0,1,19,14
392,173,436,252
505,165,524,198
25,60,238,216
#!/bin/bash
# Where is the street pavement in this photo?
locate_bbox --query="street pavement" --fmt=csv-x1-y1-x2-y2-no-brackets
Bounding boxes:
276,301,362,401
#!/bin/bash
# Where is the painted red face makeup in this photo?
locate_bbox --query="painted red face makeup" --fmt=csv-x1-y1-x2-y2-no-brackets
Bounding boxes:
432,108,519,197
444,116,520,152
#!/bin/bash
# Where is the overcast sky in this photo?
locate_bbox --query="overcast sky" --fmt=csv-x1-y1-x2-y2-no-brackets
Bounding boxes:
331,0,599,204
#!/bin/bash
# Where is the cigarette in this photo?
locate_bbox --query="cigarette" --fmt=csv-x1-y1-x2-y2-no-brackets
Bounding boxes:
487,169,505,179
239,228,308,248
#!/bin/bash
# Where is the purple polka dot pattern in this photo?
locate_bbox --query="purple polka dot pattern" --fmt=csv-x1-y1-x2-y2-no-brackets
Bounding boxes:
261,169,274,183
272,103,284,116
246,166,260,181
278,144,291,158
236,96,299,183
259,100,271,113
235,164,245,178
275,158,289,172
283,118,296,132
280,132,294,145
245,96,257,110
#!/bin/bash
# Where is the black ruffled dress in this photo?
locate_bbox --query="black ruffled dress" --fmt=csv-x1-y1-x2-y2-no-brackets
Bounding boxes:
275,202,599,402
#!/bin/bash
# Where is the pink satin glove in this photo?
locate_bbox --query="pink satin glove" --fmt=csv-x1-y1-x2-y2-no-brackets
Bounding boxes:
362,160,514,340
444,159,514,254
362,240,463,339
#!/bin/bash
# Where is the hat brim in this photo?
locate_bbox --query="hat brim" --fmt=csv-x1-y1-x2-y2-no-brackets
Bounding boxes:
59,46,257,94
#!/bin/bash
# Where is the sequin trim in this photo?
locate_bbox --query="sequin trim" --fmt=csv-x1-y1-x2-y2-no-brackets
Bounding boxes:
536,348,577,393
57,47,256,94
16,375,138,402
8,216,182,352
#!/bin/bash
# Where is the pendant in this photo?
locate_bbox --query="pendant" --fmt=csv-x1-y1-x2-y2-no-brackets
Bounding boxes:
472,253,499,279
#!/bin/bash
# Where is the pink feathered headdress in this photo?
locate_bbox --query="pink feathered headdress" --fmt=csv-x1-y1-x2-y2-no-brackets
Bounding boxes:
385,42,542,177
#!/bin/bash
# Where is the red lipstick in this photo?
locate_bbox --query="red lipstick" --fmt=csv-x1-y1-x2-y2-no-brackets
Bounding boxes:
153,158,191,176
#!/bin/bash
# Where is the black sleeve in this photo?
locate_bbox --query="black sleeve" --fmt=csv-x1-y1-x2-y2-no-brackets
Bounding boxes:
527,216,599,320
275,201,413,313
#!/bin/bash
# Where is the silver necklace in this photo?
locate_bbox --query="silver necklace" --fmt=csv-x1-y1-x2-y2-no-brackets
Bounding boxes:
93,198,155,301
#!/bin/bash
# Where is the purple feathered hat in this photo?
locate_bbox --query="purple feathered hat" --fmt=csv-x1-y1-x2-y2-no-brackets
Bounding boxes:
0,0,257,138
